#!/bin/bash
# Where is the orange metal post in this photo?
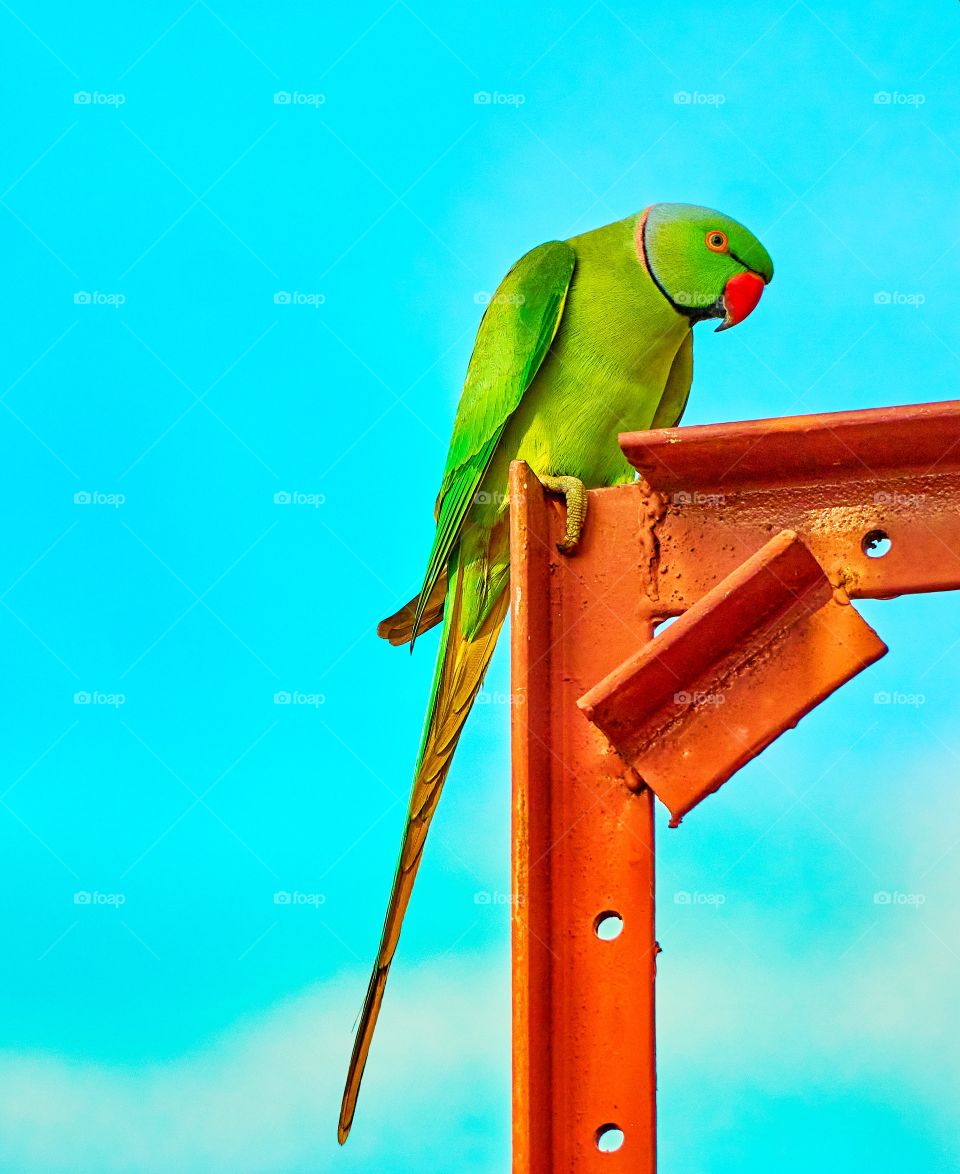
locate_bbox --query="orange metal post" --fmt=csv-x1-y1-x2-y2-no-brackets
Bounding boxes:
510,460,659,1173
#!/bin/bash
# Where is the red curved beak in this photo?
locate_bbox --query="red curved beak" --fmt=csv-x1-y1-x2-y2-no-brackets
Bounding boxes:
715,270,766,332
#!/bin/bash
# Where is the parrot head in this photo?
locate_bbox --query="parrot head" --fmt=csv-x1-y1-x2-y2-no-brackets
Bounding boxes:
636,203,773,331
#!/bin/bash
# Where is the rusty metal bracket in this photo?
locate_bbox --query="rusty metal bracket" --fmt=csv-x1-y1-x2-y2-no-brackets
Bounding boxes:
578,530,888,826
510,398,960,1174
620,399,960,609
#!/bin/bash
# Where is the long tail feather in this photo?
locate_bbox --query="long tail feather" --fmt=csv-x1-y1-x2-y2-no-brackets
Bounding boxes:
376,570,448,647
338,555,509,1143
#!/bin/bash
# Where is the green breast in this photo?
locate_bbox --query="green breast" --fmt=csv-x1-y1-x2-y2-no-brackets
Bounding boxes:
504,216,690,488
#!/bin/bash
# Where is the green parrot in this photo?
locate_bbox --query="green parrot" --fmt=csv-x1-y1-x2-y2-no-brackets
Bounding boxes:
338,202,773,1142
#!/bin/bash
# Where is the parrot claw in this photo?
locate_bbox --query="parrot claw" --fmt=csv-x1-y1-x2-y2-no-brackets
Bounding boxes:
538,474,587,555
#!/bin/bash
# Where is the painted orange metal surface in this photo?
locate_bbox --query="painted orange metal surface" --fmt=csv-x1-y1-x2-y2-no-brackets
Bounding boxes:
509,399,960,1173
510,460,657,1174
578,530,888,825
619,399,960,608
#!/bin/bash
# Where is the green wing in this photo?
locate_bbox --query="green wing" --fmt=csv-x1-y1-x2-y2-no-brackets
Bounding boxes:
650,330,693,429
410,240,576,642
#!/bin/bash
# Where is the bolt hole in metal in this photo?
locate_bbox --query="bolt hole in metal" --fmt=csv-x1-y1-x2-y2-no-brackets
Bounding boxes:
862,529,892,558
594,911,623,940
596,1124,625,1153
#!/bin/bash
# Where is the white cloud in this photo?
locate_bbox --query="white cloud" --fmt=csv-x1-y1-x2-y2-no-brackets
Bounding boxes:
4,769,960,1172
0,954,510,1174
7,928,957,1173
656,770,960,1162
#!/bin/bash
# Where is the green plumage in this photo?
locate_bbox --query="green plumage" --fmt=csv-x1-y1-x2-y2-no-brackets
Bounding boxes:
412,240,575,642
340,203,773,1142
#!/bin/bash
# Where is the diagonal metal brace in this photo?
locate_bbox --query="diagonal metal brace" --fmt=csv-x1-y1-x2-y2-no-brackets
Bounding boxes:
577,530,888,826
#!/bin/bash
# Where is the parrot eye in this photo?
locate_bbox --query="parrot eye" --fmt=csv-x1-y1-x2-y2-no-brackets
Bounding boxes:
706,230,729,253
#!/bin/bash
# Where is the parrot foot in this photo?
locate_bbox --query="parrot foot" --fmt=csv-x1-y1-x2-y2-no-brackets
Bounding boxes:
538,473,587,555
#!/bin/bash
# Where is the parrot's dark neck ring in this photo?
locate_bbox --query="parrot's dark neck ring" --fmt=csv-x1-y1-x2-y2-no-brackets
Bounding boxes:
639,211,720,325
728,247,753,271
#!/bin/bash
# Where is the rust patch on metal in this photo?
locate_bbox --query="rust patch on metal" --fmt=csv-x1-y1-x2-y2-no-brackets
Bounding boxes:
636,476,667,605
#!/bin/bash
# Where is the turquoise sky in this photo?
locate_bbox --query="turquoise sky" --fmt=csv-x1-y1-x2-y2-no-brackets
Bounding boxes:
2,2,960,1171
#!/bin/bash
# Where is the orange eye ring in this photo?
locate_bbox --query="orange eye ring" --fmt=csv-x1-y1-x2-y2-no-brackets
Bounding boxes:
706,230,729,253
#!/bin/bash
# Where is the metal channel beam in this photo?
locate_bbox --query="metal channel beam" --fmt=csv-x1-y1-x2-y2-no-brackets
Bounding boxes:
510,460,658,1174
619,399,960,609
578,530,887,825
